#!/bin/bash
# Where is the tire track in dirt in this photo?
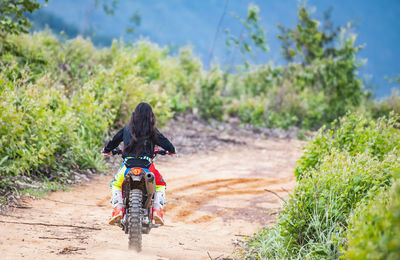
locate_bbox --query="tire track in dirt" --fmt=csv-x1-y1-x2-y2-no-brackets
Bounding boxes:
166,177,294,224
0,138,304,260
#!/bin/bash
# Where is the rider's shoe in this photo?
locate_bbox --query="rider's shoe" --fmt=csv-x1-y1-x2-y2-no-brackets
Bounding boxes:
109,206,124,225
153,208,164,225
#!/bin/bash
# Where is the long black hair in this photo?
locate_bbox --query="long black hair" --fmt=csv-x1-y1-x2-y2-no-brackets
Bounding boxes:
124,102,158,156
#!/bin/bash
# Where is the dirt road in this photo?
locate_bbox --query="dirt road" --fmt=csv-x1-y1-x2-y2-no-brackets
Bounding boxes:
0,138,304,259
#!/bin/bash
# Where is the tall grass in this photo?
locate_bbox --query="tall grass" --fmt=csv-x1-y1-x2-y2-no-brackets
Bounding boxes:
245,113,400,259
344,174,400,259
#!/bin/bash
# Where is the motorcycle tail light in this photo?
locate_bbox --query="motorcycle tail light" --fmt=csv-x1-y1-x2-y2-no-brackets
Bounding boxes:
131,168,142,176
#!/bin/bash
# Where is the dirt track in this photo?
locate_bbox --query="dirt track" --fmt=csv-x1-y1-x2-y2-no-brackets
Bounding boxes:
0,137,304,259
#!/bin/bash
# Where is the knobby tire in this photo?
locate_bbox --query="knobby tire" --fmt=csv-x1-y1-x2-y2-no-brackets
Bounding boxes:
128,189,143,251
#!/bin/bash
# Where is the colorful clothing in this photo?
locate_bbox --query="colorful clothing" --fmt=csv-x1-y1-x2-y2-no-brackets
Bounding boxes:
109,162,166,224
105,125,173,226
110,162,166,193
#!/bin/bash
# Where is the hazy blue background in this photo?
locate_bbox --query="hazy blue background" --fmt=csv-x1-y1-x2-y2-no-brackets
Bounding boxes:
33,0,400,98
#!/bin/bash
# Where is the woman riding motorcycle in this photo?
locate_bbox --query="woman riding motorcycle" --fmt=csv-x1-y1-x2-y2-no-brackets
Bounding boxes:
102,102,175,226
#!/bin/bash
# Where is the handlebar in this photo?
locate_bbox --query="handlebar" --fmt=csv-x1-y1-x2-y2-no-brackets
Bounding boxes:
111,147,122,155
154,147,172,155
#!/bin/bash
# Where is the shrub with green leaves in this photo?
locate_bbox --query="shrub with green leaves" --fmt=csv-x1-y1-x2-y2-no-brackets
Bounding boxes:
343,174,400,260
368,89,400,119
221,4,367,130
0,32,198,197
246,113,400,259
295,113,400,179
195,69,224,121
0,66,82,187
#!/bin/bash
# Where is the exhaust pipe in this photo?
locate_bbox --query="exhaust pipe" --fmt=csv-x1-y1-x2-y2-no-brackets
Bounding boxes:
144,172,155,208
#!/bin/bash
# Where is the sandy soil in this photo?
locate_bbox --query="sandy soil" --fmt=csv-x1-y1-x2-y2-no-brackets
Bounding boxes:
0,137,304,260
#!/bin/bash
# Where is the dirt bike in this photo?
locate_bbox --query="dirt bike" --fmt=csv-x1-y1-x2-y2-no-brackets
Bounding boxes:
109,147,171,252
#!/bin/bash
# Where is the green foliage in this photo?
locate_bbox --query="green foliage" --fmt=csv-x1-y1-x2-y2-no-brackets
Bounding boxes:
278,7,340,64
0,0,45,37
225,4,268,69
195,69,224,121
368,90,400,119
295,113,400,179
161,47,202,112
1,69,72,175
175,47,202,97
231,97,267,126
22,181,69,198
1,3,397,206
224,6,364,130
125,10,141,35
0,32,200,196
343,174,400,260
246,113,400,259
226,53,363,130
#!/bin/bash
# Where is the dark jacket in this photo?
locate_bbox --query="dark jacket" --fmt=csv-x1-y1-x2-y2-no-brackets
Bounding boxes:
103,126,175,158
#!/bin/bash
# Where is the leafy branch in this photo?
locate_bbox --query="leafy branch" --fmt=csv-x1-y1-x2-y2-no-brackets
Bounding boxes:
0,0,47,37
224,4,268,71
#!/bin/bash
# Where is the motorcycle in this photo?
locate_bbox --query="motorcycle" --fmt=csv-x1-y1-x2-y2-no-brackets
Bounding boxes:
108,147,171,252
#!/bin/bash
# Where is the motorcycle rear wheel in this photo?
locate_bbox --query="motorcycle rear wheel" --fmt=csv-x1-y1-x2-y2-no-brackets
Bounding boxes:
128,189,143,251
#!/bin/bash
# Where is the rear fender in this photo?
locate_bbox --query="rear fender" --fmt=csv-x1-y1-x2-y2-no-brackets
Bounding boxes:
129,174,143,182
123,168,149,207
127,167,146,182
127,168,147,191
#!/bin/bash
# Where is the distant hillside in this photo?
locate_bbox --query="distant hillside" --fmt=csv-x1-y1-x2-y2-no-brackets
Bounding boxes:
33,0,400,97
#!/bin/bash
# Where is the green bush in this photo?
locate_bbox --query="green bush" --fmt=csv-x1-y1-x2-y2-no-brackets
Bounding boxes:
246,113,400,259
295,113,400,179
222,5,366,130
0,66,82,186
0,33,194,196
343,174,400,260
228,96,267,126
195,69,224,121
368,90,400,119
224,56,364,130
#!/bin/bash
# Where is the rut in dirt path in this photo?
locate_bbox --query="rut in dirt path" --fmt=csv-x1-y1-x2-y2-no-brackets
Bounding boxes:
0,137,304,260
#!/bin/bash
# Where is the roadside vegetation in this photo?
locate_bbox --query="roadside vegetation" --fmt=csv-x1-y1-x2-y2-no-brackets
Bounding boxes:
245,113,400,259
0,32,198,199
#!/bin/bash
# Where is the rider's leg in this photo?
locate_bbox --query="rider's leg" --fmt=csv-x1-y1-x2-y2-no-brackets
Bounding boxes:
109,164,128,225
149,163,166,225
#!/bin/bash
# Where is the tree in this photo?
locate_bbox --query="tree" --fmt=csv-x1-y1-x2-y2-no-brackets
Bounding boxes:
0,0,46,37
277,5,365,125
277,7,340,65
224,4,268,71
